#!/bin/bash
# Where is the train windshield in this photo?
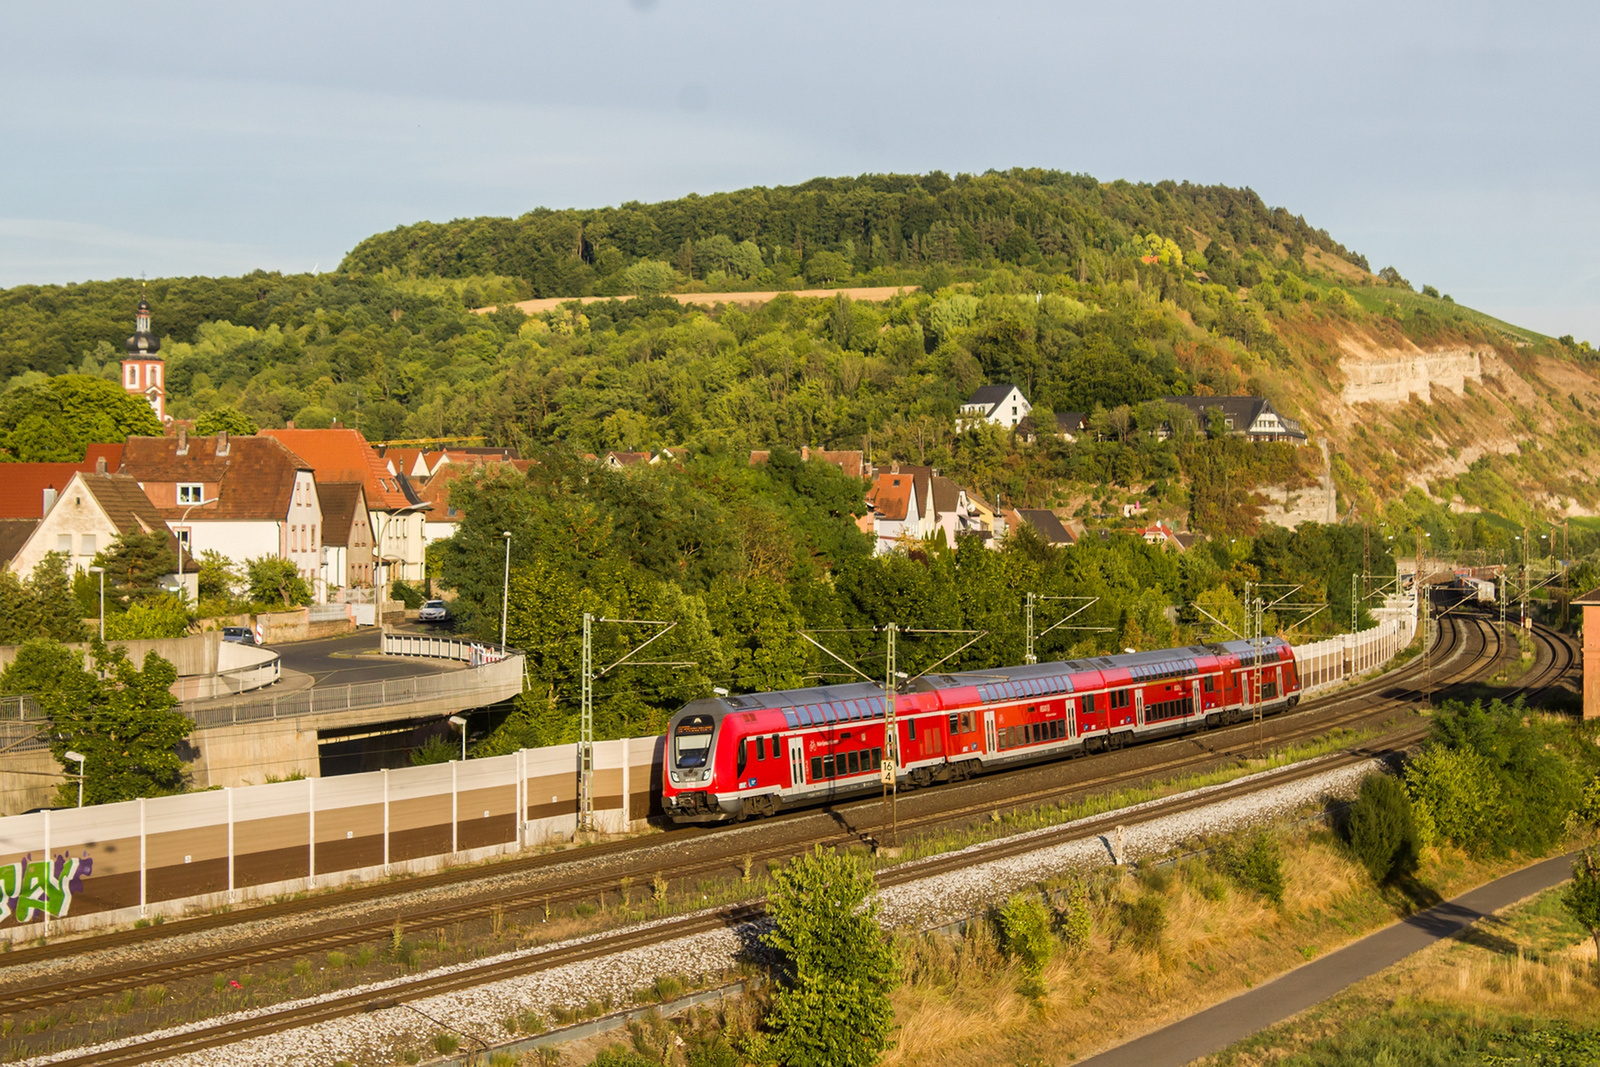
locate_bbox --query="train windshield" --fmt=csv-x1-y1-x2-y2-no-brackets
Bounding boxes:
674,714,716,768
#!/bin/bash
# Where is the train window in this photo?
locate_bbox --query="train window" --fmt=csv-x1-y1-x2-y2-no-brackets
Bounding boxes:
673,714,715,769
908,720,917,741
822,755,835,778
847,751,860,774
771,735,780,759
755,738,765,761
960,711,975,733
872,746,883,767
948,714,959,734
736,741,747,777
810,756,822,781
1082,693,1096,715
1203,676,1216,693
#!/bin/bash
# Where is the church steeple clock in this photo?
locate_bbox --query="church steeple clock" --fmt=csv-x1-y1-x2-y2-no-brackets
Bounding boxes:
122,288,167,422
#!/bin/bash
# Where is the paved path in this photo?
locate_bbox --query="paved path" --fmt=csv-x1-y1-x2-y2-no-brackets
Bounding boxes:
270,631,455,687
1077,851,1581,1067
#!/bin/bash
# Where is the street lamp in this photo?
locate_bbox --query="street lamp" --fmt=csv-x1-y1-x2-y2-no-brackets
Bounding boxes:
499,531,512,649
448,715,468,761
175,497,217,602
64,750,85,808
87,566,105,640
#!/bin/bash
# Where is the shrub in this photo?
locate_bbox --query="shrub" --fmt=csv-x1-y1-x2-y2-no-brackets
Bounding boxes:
996,892,1054,993
391,579,425,609
1054,878,1093,953
1119,894,1166,953
432,1033,459,1055
1214,832,1285,905
1345,773,1421,883
1404,744,1499,849
409,734,457,766
762,846,898,1067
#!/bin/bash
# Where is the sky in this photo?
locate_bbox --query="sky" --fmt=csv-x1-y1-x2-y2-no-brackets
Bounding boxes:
5,1,1600,340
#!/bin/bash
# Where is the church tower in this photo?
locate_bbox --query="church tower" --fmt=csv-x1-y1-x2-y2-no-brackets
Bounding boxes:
122,291,167,422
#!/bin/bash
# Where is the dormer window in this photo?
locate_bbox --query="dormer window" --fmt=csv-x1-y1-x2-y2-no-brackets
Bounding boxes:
177,483,205,505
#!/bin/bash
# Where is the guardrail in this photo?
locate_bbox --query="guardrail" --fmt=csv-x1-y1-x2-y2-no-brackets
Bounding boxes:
172,645,282,702
382,632,511,665
188,650,524,729
0,696,44,722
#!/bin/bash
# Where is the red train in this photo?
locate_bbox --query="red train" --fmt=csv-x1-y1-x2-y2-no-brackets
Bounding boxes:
661,638,1301,823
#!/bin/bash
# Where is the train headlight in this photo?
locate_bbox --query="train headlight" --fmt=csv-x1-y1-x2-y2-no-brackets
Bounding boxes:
669,772,679,783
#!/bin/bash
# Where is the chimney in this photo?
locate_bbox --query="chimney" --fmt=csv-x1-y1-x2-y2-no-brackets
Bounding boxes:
216,430,230,457
42,486,57,516
286,420,295,430
95,456,107,474
331,418,342,429
176,427,188,456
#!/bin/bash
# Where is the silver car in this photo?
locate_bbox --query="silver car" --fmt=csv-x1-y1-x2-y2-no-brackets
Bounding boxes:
418,600,450,622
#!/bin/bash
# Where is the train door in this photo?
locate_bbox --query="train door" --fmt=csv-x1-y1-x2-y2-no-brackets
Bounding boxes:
1135,689,1145,728
984,710,997,754
788,737,807,789
1192,684,1203,718
1067,697,1078,739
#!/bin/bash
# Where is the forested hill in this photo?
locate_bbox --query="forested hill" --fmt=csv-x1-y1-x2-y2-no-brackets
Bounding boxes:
340,169,1371,295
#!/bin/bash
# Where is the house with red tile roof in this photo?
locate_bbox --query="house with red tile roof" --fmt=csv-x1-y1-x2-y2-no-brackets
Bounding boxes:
7,470,191,591
260,428,428,584
117,429,325,599
864,464,935,555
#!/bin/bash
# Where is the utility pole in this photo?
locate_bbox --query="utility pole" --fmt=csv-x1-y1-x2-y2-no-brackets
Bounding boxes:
882,622,898,847
578,613,687,834
580,612,594,832
1024,594,1106,666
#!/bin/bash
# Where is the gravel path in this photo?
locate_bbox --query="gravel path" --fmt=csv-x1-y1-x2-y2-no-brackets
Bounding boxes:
18,755,1381,1067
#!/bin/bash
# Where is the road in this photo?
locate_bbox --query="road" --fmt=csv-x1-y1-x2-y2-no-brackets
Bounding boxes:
1077,851,1581,1067
269,631,456,688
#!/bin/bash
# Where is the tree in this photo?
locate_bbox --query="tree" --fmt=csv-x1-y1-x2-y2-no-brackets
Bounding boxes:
623,260,680,296
94,531,179,608
0,639,193,804
0,375,162,462
1345,773,1420,882
762,847,898,1067
105,594,192,640
0,554,88,644
804,251,852,286
196,549,239,604
193,406,258,435
1563,849,1600,983
245,556,312,607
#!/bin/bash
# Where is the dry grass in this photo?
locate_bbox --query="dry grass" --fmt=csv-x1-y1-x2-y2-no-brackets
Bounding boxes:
881,825,1599,1067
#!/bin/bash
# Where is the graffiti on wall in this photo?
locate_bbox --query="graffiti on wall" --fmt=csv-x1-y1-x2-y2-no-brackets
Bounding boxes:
0,855,92,922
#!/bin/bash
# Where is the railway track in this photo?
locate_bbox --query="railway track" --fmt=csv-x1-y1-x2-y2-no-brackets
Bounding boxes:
25,612,1569,1067
0,617,1548,1023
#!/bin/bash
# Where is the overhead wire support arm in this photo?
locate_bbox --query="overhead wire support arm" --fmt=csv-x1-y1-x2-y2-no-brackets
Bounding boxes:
579,614,689,834
1024,594,1110,665
796,629,881,686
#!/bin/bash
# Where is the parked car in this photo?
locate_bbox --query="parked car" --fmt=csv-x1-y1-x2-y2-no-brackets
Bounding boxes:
221,626,258,646
418,600,451,623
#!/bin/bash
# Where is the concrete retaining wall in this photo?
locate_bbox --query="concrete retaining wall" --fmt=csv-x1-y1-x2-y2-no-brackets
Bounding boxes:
0,734,666,939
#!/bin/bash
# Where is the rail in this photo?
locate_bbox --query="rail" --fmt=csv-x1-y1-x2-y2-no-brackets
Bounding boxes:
1291,602,1418,695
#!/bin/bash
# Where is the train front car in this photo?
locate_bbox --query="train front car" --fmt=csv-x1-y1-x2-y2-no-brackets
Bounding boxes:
660,682,889,825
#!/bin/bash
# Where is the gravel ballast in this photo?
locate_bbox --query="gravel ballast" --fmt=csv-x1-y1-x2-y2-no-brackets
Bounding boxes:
18,755,1382,1067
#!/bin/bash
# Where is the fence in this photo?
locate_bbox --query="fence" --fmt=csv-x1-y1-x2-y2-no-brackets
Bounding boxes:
1291,597,1418,695
0,734,664,937
186,646,524,729
170,644,281,702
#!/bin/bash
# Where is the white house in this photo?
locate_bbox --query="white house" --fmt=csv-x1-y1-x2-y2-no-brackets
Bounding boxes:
118,430,325,600
7,467,190,592
865,465,934,555
959,384,1032,431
